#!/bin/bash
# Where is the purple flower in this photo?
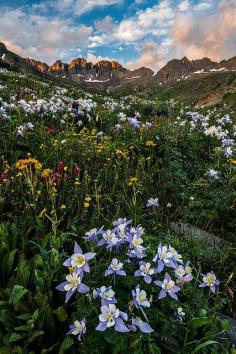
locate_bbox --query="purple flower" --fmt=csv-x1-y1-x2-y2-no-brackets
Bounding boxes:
114,124,122,130
199,271,220,293
145,122,153,129
134,261,157,284
97,131,105,137
154,273,181,300
129,317,154,333
97,229,120,249
206,169,219,180
174,262,193,284
56,271,90,303
67,319,86,341
112,218,132,227
175,307,185,322
127,233,146,259
105,258,126,278
153,244,176,273
93,286,117,305
132,285,151,322
146,198,160,208
83,226,104,242
63,243,96,278
96,304,129,332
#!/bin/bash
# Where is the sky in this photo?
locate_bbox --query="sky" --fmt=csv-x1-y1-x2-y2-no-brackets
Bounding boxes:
0,0,235,71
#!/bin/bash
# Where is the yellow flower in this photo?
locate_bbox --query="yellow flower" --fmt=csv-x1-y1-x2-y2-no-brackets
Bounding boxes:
60,204,66,209
84,202,90,208
146,140,156,147
128,177,139,186
38,208,47,218
15,157,42,170
16,172,23,177
229,159,236,165
84,196,91,202
41,168,53,177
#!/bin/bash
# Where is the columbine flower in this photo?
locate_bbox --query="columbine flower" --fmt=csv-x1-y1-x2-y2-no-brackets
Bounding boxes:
224,147,233,158
169,246,183,265
127,230,146,259
98,229,119,249
63,243,96,278
93,286,117,305
67,319,86,341
83,227,104,242
105,258,126,278
96,304,129,332
199,271,220,293
56,271,90,303
153,244,176,272
134,261,156,284
146,198,160,208
176,307,185,322
206,169,219,180
154,273,181,300
132,285,150,321
129,317,154,333
112,218,132,227
175,261,193,284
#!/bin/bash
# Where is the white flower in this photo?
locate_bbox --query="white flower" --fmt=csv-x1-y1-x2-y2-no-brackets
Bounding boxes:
110,258,123,271
146,198,160,208
64,272,81,291
99,304,120,327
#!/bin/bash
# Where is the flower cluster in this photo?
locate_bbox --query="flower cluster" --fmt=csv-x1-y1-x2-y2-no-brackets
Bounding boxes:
55,219,220,342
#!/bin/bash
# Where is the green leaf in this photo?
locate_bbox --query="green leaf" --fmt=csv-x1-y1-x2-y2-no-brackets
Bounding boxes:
9,333,22,342
191,340,219,353
9,285,28,305
189,317,212,329
59,337,74,354
29,330,45,343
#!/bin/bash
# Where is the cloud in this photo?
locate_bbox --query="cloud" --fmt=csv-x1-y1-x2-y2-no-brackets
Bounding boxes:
35,0,122,17
170,0,236,61
125,41,165,72
95,16,116,32
0,9,92,64
113,0,175,42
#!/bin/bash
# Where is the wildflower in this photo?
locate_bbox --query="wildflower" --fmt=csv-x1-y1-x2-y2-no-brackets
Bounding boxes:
98,229,119,249
105,258,126,278
176,307,185,322
146,198,160,208
206,169,219,180
93,286,117,305
63,243,96,278
128,233,146,259
114,124,122,130
67,319,86,341
41,168,53,178
189,196,194,201
146,140,156,147
96,131,105,137
224,147,233,158
154,273,181,300
38,208,47,219
174,262,193,284
128,177,139,186
134,261,156,284
167,203,172,208
129,317,154,333
153,244,176,272
96,304,129,332
132,285,151,322
199,271,220,293
60,204,66,209
56,271,90,303
83,226,104,242
145,122,153,129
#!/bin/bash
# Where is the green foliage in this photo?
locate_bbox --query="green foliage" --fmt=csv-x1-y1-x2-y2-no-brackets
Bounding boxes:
0,66,235,353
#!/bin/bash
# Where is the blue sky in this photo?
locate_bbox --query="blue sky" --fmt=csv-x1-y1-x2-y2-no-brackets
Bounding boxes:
0,0,235,71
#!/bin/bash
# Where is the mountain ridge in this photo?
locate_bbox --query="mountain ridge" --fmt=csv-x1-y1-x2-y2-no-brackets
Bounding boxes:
1,41,236,92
